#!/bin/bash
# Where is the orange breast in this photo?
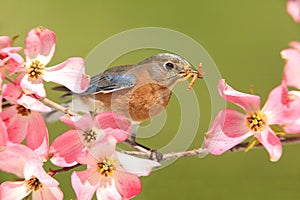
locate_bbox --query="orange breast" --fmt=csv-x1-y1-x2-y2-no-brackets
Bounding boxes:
93,83,172,122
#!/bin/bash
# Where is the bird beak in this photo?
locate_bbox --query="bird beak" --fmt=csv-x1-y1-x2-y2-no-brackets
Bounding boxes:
177,63,204,90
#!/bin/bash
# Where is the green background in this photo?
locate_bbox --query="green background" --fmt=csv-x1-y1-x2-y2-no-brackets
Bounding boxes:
1,0,300,199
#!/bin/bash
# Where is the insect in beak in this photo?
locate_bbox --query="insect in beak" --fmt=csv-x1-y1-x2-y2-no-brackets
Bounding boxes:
178,63,204,90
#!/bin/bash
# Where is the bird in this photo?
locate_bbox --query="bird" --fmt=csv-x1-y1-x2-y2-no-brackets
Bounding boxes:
46,53,203,159
47,53,203,136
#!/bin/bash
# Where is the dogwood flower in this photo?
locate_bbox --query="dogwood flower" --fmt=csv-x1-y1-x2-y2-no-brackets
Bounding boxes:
287,0,300,23
0,83,50,154
0,143,63,200
49,112,131,167
19,26,89,97
205,79,291,161
281,41,300,89
71,136,160,200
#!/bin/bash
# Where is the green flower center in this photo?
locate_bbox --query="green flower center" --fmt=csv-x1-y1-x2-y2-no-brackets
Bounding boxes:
82,130,97,143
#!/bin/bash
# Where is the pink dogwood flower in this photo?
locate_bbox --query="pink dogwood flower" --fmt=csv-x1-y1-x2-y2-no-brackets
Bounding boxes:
281,41,300,89
0,36,23,89
50,112,131,167
19,27,89,97
282,90,300,133
287,0,300,23
205,79,290,162
0,83,50,154
0,142,63,200
71,136,160,200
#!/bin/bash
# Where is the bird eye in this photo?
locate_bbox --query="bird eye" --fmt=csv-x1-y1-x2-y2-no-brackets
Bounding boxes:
164,62,174,70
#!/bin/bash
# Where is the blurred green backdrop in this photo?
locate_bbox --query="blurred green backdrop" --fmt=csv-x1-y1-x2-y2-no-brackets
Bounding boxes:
1,0,300,199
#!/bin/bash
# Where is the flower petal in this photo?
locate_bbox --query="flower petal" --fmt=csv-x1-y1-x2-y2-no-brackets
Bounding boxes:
205,109,253,155
43,57,89,93
50,130,84,167
281,43,300,89
32,186,63,200
71,171,98,200
255,127,282,162
117,152,160,176
20,74,46,97
26,111,49,152
261,84,287,125
0,143,36,177
287,0,300,23
114,171,142,199
88,136,117,161
0,36,10,49
17,94,51,112
96,180,122,200
2,84,22,104
24,27,56,66
218,79,260,112
0,106,28,144
95,112,131,142
0,118,8,150
0,181,30,200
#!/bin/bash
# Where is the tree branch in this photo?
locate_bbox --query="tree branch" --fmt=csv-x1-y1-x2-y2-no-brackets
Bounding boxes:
121,136,300,162
40,98,77,116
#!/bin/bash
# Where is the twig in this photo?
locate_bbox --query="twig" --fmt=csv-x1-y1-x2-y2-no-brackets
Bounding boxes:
40,98,77,116
121,136,300,162
48,163,82,177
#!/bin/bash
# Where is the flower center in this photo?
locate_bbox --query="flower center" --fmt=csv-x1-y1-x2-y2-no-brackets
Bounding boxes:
97,159,115,177
246,111,266,132
25,177,42,191
28,60,44,79
82,130,97,143
16,104,31,116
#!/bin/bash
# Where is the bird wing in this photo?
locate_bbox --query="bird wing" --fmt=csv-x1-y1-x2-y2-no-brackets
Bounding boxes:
80,65,137,95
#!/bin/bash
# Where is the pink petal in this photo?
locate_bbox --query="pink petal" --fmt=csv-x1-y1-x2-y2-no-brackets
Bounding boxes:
117,152,160,176
281,44,300,89
24,158,59,187
24,27,56,66
43,57,89,93
2,84,22,104
50,130,84,167
20,74,46,97
261,84,287,125
218,79,260,112
96,180,122,200
95,112,131,142
33,137,49,161
89,136,117,161
0,106,28,144
60,115,77,128
26,111,49,152
114,171,142,199
0,181,30,200
205,109,253,155
17,94,51,112
255,127,282,162
0,143,36,177
32,186,63,200
283,91,300,133
0,36,10,49
0,118,8,150
71,171,98,200
287,0,300,23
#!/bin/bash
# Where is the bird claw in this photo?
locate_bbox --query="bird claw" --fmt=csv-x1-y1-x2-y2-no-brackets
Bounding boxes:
150,149,163,161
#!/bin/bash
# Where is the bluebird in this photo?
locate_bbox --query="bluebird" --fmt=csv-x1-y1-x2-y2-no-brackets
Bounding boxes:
57,53,202,123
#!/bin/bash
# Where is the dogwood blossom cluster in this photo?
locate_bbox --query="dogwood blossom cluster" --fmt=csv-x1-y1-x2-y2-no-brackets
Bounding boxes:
0,27,159,200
